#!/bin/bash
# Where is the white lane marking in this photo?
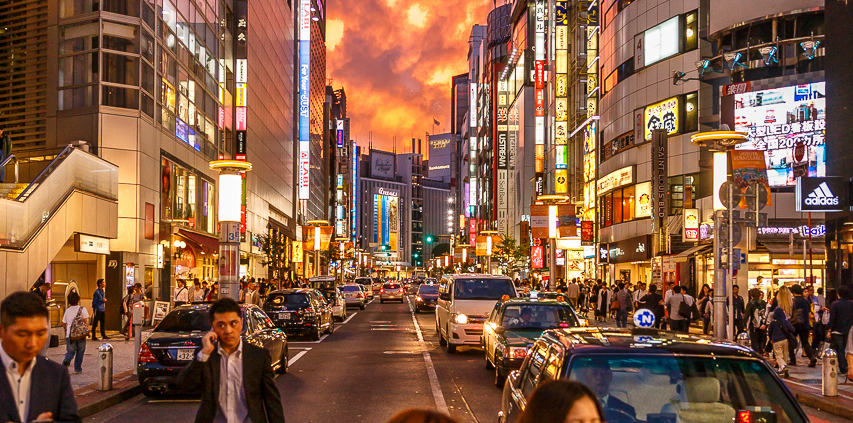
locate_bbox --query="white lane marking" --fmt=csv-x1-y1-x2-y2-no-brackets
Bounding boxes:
343,311,358,324
408,297,449,414
289,349,310,366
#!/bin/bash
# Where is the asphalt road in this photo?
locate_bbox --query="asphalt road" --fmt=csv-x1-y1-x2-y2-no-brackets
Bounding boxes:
84,296,503,423
84,295,849,423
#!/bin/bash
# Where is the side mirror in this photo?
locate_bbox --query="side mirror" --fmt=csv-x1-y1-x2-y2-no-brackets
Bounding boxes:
439,292,451,301
494,326,505,335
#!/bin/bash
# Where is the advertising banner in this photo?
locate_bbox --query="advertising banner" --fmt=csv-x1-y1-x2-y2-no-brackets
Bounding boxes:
734,82,826,187
581,221,594,243
470,219,477,247
683,208,700,241
530,204,549,239
634,182,652,217
531,246,544,269
557,204,576,238
644,96,680,141
795,176,847,212
605,235,652,264
292,240,303,263
730,149,772,207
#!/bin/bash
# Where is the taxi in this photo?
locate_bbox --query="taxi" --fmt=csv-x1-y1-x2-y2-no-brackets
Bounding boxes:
482,295,583,388
498,310,810,423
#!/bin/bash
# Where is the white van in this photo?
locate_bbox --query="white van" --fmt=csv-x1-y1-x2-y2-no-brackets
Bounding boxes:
435,274,517,353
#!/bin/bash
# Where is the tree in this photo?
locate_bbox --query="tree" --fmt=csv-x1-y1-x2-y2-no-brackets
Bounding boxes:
492,236,529,275
431,242,450,257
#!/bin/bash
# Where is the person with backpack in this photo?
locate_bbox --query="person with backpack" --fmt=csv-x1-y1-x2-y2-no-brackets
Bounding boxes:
745,288,768,355
120,286,134,340
665,286,689,333
61,290,89,374
791,285,817,367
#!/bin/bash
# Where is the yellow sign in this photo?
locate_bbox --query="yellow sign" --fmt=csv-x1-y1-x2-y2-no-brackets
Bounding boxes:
236,83,247,107
643,96,680,141
556,169,568,194
292,240,303,262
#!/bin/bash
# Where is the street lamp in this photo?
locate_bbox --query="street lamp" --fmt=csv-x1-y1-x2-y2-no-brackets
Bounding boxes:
690,130,748,341
307,219,328,277
481,230,498,275
209,160,253,300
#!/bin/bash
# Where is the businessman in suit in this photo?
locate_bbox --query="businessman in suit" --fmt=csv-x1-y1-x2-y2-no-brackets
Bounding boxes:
575,361,636,420
178,298,285,423
1,291,81,423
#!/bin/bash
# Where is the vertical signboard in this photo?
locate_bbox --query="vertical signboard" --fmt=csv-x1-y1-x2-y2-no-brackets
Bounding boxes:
534,0,546,190
497,79,509,235
336,120,344,148
351,143,358,242
683,208,700,241
298,0,311,199
556,1,569,195
234,0,248,235
651,129,669,230
532,246,544,269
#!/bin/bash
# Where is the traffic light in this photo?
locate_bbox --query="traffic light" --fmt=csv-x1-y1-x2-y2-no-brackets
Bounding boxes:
380,245,388,251
413,252,420,258
426,235,434,243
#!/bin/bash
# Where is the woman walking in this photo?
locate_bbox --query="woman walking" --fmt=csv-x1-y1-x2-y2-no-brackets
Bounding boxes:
61,290,89,374
769,287,795,377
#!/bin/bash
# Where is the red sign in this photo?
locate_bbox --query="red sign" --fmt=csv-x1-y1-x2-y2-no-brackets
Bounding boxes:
535,61,545,89
535,89,545,117
721,81,751,96
581,221,594,243
469,219,477,247
794,141,805,162
532,246,544,269
684,228,699,241
236,107,247,130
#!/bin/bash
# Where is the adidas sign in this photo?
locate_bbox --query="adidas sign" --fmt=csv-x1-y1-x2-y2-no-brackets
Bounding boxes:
804,182,840,206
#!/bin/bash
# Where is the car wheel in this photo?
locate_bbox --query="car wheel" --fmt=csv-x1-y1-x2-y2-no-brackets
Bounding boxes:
485,351,495,370
380,299,385,304
311,324,321,341
438,325,447,346
360,303,365,310
446,325,457,353
276,348,288,374
142,387,159,397
495,364,505,388
326,319,334,334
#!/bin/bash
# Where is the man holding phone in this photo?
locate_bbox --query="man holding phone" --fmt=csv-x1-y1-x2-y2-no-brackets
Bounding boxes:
1,292,81,423
178,298,285,423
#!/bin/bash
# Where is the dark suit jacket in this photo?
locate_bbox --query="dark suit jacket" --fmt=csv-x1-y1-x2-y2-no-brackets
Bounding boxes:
0,356,81,423
604,394,636,419
177,341,285,423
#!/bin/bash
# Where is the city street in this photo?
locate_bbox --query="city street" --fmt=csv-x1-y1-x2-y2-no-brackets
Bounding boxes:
83,297,501,423
81,295,849,423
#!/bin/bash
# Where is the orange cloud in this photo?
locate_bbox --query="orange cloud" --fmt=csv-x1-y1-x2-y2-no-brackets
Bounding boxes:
327,0,492,152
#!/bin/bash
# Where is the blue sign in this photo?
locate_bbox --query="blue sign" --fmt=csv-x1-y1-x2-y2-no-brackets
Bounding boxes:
633,309,656,328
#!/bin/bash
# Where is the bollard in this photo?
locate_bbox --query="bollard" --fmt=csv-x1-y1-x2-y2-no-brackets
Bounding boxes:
822,348,838,397
737,332,750,348
97,343,114,391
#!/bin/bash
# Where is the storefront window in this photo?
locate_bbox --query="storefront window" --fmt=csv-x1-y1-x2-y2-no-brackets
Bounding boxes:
622,186,635,222
600,185,645,227
612,190,623,224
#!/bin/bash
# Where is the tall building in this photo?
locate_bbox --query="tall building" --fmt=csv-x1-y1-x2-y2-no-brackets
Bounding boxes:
0,0,298,325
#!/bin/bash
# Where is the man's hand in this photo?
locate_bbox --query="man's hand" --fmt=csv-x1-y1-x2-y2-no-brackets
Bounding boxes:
31,412,53,422
201,331,218,355
103,298,107,303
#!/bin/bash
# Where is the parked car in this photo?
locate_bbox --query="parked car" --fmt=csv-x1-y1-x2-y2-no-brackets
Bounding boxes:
318,286,347,321
499,327,811,423
482,298,581,387
263,289,334,340
340,284,366,309
436,275,517,353
137,303,288,396
372,278,384,294
379,281,405,303
414,284,439,312
355,277,375,299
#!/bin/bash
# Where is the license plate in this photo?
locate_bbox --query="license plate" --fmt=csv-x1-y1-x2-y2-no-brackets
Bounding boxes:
176,349,195,361
279,312,290,320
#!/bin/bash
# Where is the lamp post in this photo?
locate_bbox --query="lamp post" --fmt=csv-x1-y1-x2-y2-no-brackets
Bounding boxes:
481,230,498,275
537,194,570,290
307,220,328,277
690,130,748,341
209,160,253,300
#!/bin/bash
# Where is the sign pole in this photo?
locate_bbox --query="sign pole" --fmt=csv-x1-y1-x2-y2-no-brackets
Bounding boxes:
727,181,734,341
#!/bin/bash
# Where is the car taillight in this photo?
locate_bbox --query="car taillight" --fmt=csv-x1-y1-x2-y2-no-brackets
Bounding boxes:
357,293,363,298
380,289,385,294
737,411,752,423
138,343,157,363
399,288,404,293
559,322,570,328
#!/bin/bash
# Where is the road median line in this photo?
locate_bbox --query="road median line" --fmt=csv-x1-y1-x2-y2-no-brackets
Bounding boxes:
408,297,449,414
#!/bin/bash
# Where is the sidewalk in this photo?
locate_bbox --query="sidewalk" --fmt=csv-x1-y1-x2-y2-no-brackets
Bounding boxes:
45,329,149,417
588,314,853,421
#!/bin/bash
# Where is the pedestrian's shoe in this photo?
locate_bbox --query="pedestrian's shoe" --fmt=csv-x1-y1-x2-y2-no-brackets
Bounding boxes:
72,370,82,375
789,359,797,366
62,360,70,368
782,368,789,378
808,358,817,368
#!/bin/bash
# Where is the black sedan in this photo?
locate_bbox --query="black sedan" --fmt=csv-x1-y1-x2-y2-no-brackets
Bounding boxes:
137,303,288,396
414,284,439,312
263,289,334,340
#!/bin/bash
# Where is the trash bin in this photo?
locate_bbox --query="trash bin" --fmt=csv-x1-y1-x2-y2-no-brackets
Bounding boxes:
97,343,113,391
822,348,838,397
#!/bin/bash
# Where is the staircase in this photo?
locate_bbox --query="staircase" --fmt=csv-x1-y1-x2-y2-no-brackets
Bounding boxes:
0,146,118,297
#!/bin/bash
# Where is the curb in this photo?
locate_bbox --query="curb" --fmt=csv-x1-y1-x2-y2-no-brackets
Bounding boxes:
791,388,853,421
75,370,143,418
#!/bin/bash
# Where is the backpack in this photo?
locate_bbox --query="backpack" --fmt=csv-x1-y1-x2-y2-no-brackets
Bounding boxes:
69,307,89,341
752,307,767,328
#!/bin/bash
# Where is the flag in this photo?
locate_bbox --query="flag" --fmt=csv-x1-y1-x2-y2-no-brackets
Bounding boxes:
433,118,440,126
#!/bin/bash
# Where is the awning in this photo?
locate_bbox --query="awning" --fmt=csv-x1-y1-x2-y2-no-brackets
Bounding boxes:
761,242,826,257
675,244,713,258
178,229,219,252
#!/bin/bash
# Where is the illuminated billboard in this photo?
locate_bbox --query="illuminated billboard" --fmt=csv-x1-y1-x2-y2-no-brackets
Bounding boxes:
298,0,311,199
734,82,826,187
373,188,399,252
644,96,680,141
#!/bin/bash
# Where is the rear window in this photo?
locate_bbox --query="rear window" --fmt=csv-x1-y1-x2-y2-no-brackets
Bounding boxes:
155,309,212,333
319,289,336,300
267,293,310,306
356,278,372,285
341,285,361,292
418,285,439,294
383,283,400,289
453,278,516,300
500,304,578,329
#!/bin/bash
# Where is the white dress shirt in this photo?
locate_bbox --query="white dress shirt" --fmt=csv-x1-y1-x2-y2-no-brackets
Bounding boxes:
1,342,36,422
174,286,188,302
198,340,250,423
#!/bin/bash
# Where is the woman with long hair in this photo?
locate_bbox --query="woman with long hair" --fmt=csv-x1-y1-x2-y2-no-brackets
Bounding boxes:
519,380,604,423
386,409,457,423
768,286,795,377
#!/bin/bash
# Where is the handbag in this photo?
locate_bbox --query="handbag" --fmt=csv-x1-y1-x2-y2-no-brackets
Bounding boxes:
610,299,620,311
69,306,90,341
678,300,693,319
775,316,798,346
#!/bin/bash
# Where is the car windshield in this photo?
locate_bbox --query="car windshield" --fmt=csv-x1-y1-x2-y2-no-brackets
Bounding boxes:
341,285,361,292
418,285,439,295
453,279,515,300
319,289,336,300
566,355,805,423
155,309,212,333
266,293,310,306
500,305,578,329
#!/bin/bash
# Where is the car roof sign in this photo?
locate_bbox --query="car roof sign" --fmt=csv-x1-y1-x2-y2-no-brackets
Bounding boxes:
633,309,656,328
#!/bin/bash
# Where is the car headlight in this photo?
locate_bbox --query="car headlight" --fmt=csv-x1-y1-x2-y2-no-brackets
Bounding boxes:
416,296,423,302
454,313,468,324
507,346,528,359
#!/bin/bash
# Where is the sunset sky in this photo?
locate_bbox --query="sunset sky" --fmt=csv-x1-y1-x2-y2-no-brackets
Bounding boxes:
326,0,494,154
